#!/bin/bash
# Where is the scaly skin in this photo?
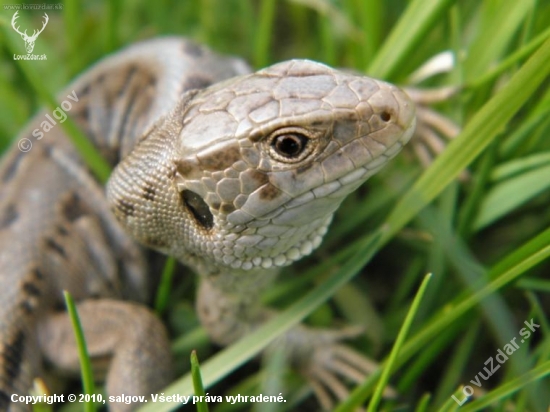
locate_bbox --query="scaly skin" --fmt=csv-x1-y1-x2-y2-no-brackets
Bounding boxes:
0,37,415,411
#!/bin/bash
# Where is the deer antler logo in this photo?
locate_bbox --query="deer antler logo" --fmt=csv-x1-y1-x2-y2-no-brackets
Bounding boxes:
11,11,49,54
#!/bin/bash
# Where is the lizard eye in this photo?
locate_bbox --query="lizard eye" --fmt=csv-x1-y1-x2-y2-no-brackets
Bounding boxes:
272,133,307,157
268,129,315,163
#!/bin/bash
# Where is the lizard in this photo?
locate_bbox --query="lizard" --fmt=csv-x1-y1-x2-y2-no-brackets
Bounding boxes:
0,37,415,411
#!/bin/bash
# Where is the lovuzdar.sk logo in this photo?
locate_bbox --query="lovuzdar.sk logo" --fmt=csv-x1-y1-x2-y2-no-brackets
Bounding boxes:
11,11,48,60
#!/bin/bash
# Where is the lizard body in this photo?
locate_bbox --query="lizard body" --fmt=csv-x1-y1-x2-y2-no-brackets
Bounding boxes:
0,37,415,411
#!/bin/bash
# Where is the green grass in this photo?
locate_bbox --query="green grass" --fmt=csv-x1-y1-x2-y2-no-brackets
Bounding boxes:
63,292,97,412
1,0,550,411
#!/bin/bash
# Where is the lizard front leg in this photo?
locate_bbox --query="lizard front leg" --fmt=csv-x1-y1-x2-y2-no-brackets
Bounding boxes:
196,270,383,409
196,268,278,346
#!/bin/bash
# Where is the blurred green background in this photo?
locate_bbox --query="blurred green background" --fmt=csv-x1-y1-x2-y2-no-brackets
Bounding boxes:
1,1,550,411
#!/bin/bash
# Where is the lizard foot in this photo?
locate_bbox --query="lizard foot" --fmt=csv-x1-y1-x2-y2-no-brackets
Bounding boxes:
405,86,462,171
279,326,395,411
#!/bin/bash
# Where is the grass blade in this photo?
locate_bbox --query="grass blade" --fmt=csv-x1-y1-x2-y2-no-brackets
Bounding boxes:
63,291,96,412
475,164,550,230
155,257,177,314
365,273,432,412
367,0,456,79
191,351,209,412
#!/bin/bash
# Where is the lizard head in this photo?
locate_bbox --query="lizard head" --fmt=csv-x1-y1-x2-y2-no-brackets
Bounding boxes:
107,60,415,272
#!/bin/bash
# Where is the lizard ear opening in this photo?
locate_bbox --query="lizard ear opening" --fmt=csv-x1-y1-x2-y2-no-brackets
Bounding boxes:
180,190,214,230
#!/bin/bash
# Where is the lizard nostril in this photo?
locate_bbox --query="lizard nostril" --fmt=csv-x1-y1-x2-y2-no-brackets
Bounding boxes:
180,190,214,230
380,111,392,122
